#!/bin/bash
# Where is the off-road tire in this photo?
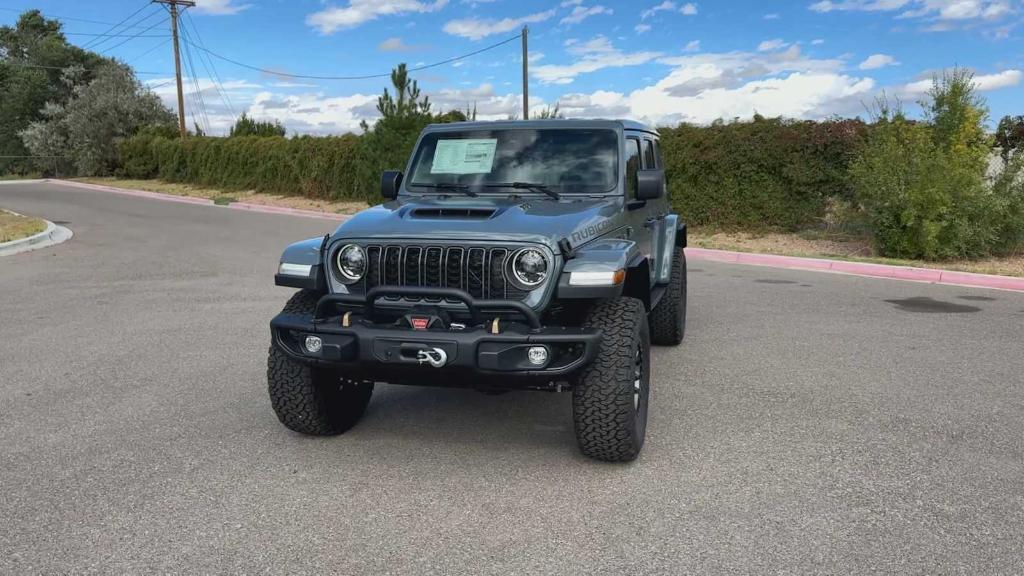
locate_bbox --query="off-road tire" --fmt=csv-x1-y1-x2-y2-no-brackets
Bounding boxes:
572,297,651,462
267,290,373,436
649,246,687,346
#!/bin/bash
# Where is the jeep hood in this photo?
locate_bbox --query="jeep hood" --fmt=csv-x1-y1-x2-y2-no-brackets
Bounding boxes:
332,196,623,252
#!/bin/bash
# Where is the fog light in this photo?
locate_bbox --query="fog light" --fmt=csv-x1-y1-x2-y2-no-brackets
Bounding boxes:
527,346,549,366
304,335,323,353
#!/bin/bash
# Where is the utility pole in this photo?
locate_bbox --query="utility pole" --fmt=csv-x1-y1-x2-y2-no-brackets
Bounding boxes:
521,26,529,120
153,0,195,139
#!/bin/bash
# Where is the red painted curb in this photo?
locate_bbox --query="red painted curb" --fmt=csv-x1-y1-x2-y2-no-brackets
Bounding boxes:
227,202,350,221
49,179,215,206
686,247,1024,292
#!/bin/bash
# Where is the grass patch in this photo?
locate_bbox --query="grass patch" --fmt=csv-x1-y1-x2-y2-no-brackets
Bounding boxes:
0,173,42,181
72,177,369,215
0,209,47,243
691,228,1024,278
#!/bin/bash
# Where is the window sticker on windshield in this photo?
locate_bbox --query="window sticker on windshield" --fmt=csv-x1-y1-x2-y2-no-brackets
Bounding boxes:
430,139,498,174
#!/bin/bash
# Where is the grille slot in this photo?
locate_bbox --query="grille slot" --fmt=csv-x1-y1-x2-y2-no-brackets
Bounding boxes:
359,244,533,302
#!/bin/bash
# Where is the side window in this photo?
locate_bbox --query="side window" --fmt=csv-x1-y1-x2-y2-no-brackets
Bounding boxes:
653,139,664,169
625,137,641,199
643,138,656,169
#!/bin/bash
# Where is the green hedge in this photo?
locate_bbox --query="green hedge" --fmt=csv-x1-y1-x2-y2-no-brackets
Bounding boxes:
119,133,363,200
118,117,868,230
659,117,867,230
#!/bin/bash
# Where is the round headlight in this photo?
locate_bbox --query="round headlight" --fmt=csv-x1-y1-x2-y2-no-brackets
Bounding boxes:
335,244,366,284
510,248,549,288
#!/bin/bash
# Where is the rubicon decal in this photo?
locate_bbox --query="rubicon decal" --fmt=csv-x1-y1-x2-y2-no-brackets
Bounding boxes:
571,220,613,244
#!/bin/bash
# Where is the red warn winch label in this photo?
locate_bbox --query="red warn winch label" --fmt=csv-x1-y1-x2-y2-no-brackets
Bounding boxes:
411,317,429,330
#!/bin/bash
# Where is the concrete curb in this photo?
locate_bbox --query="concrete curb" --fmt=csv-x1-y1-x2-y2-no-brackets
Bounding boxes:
47,179,350,221
48,179,215,206
685,247,1024,292
0,217,73,257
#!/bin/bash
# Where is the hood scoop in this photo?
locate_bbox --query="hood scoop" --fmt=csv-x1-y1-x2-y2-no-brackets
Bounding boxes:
409,207,497,220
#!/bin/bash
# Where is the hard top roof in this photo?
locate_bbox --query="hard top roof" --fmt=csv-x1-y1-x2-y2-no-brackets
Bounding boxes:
423,118,658,135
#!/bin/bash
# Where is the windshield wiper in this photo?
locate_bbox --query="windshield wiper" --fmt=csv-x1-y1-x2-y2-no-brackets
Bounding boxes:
484,182,561,200
414,183,478,197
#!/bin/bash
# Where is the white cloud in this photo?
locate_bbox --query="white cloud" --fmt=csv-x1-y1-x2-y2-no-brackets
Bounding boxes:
533,43,873,125
684,40,701,51
635,23,653,33
307,0,448,34
680,2,698,15
247,91,377,134
378,37,417,52
192,0,250,15
641,1,676,19
272,81,320,88
811,38,826,44
973,69,1022,89
560,4,613,25
444,9,556,40
901,69,1022,97
902,68,1022,94
757,38,789,51
533,35,662,84
858,53,899,69
809,0,1016,22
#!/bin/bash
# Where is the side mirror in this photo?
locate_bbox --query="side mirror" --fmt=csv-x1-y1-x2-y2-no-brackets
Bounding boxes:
636,169,666,201
381,170,403,200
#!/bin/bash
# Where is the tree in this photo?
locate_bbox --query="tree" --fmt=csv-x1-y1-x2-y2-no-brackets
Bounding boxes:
229,112,286,137
0,10,110,174
354,63,436,200
994,115,1024,163
536,102,563,119
922,67,989,169
20,64,175,175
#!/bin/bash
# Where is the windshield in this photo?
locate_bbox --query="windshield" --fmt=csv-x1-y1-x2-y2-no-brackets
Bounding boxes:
406,128,619,195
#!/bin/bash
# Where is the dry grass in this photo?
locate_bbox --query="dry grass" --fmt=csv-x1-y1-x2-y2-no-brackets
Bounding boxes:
0,210,47,243
691,229,1024,278
73,177,369,215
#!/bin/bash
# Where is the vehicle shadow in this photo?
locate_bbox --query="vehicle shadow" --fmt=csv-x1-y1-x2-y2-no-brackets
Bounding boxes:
352,382,579,454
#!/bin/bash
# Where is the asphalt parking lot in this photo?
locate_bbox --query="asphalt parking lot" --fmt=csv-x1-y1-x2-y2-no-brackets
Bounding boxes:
2,181,1023,574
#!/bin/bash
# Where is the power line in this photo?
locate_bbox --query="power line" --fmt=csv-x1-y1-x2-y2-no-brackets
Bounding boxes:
126,37,172,65
183,33,522,81
178,25,211,132
90,8,166,53
80,2,152,50
0,7,160,30
183,12,234,117
99,14,168,55
65,32,169,38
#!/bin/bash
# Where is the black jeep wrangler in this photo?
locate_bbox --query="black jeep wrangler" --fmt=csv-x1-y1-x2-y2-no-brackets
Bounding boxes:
269,119,687,461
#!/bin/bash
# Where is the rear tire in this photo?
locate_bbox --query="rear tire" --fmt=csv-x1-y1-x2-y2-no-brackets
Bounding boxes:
649,246,687,345
267,290,373,436
572,297,650,462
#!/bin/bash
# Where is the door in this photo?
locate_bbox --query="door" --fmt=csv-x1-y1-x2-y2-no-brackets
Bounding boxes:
624,135,654,276
642,136,670,284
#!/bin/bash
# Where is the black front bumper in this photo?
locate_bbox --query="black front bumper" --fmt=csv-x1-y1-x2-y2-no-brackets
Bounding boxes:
270,287,601,379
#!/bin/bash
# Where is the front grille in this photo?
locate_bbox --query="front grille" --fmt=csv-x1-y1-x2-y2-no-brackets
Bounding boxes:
357,244,531,301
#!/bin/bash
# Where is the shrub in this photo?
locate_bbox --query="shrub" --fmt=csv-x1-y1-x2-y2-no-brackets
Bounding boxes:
229,113,286,138
851,70,1024,259
658,116,867,230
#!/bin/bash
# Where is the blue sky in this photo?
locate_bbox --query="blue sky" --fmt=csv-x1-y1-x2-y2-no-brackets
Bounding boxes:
4,0,1022,134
